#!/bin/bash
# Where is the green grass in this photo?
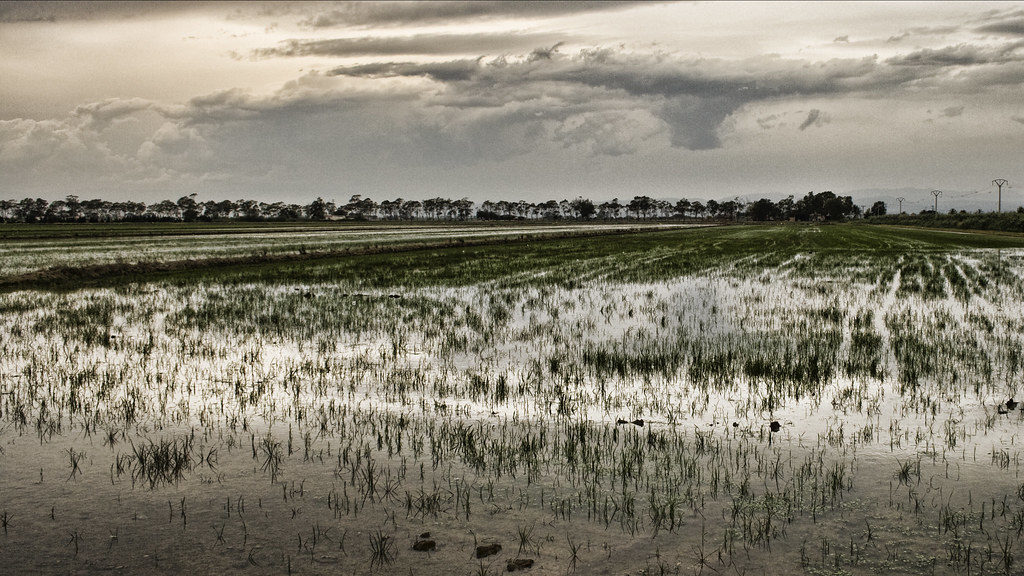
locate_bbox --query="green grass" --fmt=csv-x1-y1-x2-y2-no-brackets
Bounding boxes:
150,223,1024,289
0,222,685,289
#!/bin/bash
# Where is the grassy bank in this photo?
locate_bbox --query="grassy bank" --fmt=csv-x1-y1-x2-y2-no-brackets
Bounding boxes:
866,211,1024,233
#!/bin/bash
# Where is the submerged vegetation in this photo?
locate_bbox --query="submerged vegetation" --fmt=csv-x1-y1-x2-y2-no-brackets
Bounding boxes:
1,223,1024,574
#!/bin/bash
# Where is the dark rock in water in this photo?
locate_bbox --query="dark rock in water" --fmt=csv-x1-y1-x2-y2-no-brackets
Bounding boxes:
419,532,431,539
413,539,436,552
632,419,644,427
1007,398,1018,410
476,543,502,558
507,558,534,571
769,421,781,433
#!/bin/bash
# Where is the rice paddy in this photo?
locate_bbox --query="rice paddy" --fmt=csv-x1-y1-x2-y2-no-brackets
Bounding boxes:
2,223,1024,575
0,222,684,281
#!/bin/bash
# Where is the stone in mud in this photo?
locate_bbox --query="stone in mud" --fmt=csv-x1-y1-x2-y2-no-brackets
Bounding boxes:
476,543,502,558
413,539,436,552
507,558,534,571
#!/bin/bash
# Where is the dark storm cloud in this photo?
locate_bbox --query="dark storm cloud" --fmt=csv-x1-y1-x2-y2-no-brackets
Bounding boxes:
164,72,424,126
329,50,756,150
332,49,923,102
252,32,565,59
0,1,214,23
299,1,643,28
330,50,866,99
658,96,740,149
528,43,564,61
886,42,1024,67
73,98,158,130
950,61,1024,87
886,25,960,43
977,18,1024,36
329,49,907,150
0,1,645,27
337,52,774,148
798,109,829,130
321,36,1024,152
343,44,976,101
756,113,782,130
333,60,484,82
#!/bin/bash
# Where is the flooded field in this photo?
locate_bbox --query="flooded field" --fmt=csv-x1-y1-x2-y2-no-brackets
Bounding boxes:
2,224,1024,575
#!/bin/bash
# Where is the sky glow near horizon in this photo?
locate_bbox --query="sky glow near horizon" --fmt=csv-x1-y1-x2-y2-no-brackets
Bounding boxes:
1,1,1023,211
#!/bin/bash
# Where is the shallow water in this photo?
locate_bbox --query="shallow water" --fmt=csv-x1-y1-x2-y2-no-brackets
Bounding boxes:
2,238,1024,575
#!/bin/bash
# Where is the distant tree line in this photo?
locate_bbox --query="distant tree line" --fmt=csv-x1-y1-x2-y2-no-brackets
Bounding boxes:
0,191,867,223
866,208,1024,233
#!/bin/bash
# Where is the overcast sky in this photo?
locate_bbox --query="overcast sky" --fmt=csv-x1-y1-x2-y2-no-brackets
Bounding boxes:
2,1,1023,211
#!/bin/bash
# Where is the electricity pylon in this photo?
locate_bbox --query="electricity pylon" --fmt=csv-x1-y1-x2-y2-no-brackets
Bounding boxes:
993,179,1008,213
